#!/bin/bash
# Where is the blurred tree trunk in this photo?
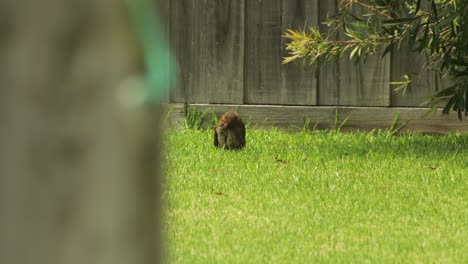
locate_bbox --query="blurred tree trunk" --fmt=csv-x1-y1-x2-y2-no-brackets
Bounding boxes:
0,1,162,264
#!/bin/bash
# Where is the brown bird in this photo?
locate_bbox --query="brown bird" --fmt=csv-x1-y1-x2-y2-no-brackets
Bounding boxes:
214,111,246,150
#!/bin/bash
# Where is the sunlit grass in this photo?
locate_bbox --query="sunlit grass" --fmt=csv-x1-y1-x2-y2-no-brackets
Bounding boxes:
164,128,467,263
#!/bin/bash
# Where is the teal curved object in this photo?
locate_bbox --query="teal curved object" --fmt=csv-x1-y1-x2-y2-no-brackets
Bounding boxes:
125,0,175,102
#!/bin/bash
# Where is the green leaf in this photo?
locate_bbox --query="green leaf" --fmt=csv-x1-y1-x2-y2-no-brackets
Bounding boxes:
442,96,456,115
434,83,458,97
415,0,421,14
464,12,468,44
431,0,438,21
456,88,464,120
416,23,430,52
409,21,421,49
430,25,439,53
347,12,363,22
382,42,394,58
465,85,468,115
447,59,468,67
390,81,411,85
389,112,400,132
393,119,411,134
382,17,418,27
350,46,360,60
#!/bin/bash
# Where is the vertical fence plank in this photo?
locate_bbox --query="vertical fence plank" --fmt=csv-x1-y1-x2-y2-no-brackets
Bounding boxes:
245,0,282,104
390,1,449,107
195,0,245,104
338,54,391,106
280,0,318,105
170,0,244,104
318,0,340,105
170,0,194,102
318,1,391,106
246,0,318,105
391,54,450,107
338,4,391,106
391,47,438,106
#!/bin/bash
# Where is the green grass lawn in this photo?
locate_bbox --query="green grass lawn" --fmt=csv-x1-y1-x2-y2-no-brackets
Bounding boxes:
163,128,467,263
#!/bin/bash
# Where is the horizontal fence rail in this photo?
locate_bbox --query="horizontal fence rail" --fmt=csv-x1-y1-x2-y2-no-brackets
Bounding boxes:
165,104,468,134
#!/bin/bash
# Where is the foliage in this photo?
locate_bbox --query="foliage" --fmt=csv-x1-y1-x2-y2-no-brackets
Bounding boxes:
334,108,350,133
164,128,468,262
283,0,468,120
184,105,210,130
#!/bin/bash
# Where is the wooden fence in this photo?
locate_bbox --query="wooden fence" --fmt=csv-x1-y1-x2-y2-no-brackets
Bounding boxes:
158,0,467,132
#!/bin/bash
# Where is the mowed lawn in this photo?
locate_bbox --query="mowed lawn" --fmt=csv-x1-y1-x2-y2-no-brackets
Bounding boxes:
163,128,467,263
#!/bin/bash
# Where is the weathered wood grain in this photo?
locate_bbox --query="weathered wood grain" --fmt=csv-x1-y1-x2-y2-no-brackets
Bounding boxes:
390,46,436,106
339,3,391,107
389,0,447,107
245,0,282,104
317,0,340,105
319,2,391,106
391,44,450,107
280,0,318,105
338,54,391,106
179,104,467,133
167,0,454,112
169,0,195,102
246,0,319,105
170,0,244,104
